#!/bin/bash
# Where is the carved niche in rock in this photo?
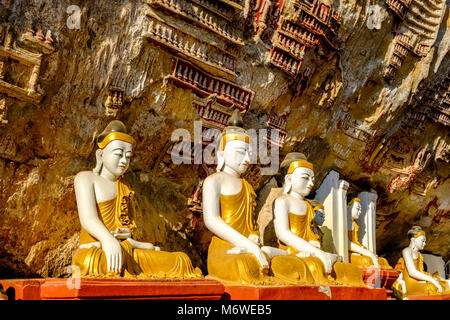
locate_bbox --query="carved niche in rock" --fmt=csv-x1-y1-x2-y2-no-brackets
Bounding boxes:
167,59,254,113
359,129,414,175
386,145,432,193
104,86,126,117
265,0,341,95
336,110,377,143
263,107,289,148
0,132,17,159
384,0,446,80
166,58,254,163
0,22,54,107
385,0,412,21
0,95,8,124
144,0,245,79
245,0,286,45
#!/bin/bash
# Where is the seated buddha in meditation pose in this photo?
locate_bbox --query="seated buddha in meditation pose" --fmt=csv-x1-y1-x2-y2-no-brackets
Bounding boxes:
347,197,391,269
307,200,325,249
202,111,316,285
273,153,366,287
72,120,202,278
392,226,449,299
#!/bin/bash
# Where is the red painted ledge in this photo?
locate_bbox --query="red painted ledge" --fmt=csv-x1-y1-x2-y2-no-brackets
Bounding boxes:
223,284,387,300
1,278,225,300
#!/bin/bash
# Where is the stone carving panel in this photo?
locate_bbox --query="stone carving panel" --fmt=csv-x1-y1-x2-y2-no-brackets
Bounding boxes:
144,0,245,79
167,58,254,112
262,0,341,95
384,0,446,79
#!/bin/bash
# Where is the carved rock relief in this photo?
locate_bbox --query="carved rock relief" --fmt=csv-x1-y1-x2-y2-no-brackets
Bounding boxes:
384,0,447,79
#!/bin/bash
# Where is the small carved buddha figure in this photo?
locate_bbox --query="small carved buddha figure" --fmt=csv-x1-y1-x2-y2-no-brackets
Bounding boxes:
348,198,391,269
392,226,450,299
203,111,315,285
72,120,202,278
273,153,366,286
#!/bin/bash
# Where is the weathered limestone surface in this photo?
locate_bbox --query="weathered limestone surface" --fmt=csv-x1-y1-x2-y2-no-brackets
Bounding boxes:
0,0,448,278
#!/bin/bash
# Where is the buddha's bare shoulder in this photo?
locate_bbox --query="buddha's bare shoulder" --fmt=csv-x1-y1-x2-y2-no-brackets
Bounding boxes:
204,171,228,184
74,170,96,185
273,194,290,210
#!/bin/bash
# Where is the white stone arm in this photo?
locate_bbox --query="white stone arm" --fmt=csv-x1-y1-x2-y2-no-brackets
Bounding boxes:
403,248,443,293
74,172,122,273
202,177,269,269
74,172,116,243
349,241,379,268
126,238,160,251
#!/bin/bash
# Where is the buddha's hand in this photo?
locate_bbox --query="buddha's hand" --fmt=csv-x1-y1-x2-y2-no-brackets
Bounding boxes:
296,251,314,258
248,234,261,245
79,241,101,249
227,246,248,254
430,279,443,293
111,228,132,240
309,240,321,249
227,244,270,270
126,238,160,251
247,243,270,271
316,251,338,273
101,236,122,274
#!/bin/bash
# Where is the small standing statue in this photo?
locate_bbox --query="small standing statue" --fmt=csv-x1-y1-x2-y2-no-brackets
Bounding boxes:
72,120,202,278
348,197,391,269
203,111,315,285
392,226,449,299
273,152,366,286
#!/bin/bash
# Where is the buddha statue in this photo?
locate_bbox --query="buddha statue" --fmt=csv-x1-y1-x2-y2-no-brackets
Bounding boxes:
203,111,315,285
392,226,449,299
72,120,202,278
308,200,325,249
273,152,366,287
348,198,392,269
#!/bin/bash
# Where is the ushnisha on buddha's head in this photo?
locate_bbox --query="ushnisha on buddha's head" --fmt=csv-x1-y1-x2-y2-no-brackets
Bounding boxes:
93,120,136,178
280,152,315,197
216,110,250,175
407,226,427,250
348,197,362,220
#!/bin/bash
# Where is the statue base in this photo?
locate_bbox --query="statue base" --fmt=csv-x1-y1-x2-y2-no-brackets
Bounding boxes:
362,268,400,299
0,278,225,300
0,279,44,300
222,285,387,300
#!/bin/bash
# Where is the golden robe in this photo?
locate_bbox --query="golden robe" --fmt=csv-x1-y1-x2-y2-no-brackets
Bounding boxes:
72,178,202,278
207,179,314,285
279,201,366,287
392,252,450,299
349,220,392,269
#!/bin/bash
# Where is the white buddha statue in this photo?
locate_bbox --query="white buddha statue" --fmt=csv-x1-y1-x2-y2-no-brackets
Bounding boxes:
72,120,202,278
203,111,315,285
273,153,366,286
348,197,391,269
392,226,449,299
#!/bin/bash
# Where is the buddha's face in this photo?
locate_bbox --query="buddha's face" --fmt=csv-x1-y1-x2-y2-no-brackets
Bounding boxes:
290,167,315,197
350,202,362,220
222,139,250,175
101,140,133,178
314,209,325,226
412,235,426,250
